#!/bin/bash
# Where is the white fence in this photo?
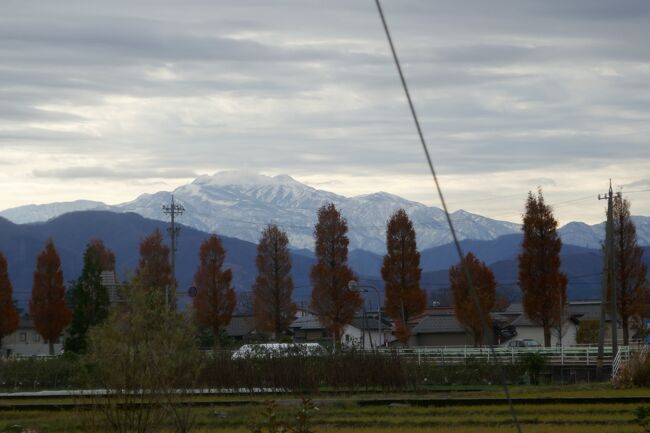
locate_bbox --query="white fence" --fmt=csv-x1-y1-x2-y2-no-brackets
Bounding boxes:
375,345,640,366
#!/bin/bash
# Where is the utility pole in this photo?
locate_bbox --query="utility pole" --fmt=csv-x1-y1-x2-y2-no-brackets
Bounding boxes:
597,180,618,375
162,195,184,310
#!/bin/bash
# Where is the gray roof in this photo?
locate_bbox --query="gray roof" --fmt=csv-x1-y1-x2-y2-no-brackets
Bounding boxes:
502,300,611,325
351,316,392,332
567,300,610,321
290,315,324,331
226,315,256,337
503,303,524,314
510,314,539,327
411,313,465,335
18,315,34,330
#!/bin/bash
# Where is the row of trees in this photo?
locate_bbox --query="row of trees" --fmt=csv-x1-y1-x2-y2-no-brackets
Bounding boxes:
0,189,646,354
452,189,648,347
518,190,647,347
0,239,117,355
0,202,429,353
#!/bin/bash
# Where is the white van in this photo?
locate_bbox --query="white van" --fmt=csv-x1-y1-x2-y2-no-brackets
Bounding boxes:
231,342,326,360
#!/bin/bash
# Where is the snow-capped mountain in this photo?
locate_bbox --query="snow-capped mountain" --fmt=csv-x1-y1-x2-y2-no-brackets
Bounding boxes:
115,172,520,253
0,172,520,253
0,200,110,224
2,171,648,253
559,217,650,249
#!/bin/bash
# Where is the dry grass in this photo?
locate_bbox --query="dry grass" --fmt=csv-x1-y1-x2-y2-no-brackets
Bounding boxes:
1,388,647,433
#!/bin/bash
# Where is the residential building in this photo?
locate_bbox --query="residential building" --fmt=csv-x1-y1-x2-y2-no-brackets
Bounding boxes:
1,315,63,357
290,310,393,349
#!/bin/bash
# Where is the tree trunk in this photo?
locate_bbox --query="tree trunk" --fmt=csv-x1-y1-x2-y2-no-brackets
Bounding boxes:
622,316,629,345
543,323,551,347
49,339,54,356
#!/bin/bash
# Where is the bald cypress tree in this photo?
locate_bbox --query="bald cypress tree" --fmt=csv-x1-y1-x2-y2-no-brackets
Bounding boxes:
612,194,648,345
0,252,19,352
253,224,296,339
193,235,236,348
382,209,425,345
30,239,72,355
136,229,173,297
310,203,361,347
450,253,496,346
518,190,567,347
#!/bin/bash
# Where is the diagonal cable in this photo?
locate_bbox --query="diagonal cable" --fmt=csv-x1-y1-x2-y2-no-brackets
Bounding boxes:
373,1,522,431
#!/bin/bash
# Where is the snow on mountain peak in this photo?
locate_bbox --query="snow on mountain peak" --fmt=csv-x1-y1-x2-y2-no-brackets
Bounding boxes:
10,172,633,253
193,170,275,186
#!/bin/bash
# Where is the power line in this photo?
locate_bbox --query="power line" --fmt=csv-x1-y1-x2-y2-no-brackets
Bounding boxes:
372,2,522,432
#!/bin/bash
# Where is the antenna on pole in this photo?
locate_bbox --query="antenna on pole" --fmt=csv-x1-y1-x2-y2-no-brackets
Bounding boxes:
162,194,185,309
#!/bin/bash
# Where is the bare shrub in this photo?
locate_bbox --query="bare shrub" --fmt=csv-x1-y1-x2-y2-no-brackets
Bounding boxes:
613,352,650,388
85,285,201,433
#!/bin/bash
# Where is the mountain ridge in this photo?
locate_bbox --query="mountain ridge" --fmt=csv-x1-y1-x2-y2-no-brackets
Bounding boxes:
3,210,646,308
1,171,649,253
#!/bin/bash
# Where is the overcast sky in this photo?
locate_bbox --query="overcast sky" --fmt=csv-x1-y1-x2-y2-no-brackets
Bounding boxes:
1,0,649,224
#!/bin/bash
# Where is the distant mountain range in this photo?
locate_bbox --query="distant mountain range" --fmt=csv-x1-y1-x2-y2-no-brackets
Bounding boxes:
2,210,648,310
2,172,648,254
0,211,315,309
1,171,648,307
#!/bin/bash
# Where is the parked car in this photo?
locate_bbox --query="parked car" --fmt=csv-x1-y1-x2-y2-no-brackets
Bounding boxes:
507,339,542,348
231,343,326,360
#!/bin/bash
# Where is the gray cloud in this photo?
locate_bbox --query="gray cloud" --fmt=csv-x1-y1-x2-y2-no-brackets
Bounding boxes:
624,178,650,189
33,166,199,180
0,0,649,222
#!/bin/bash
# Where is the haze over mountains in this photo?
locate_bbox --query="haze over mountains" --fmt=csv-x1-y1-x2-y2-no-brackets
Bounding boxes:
2,171,649,253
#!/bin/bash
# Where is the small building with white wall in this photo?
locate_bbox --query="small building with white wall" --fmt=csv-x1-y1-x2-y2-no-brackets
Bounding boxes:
1,316,63,357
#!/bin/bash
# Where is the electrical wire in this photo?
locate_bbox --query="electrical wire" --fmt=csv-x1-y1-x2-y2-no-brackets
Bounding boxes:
373,1,522,431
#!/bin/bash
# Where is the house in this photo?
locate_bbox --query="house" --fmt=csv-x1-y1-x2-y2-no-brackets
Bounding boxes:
225,315,259,341
503,300,639,346
402,308,473,347
509,312,579,347
568,300,642,344
290,310,393,349
1,315,63,357
349,312,394,349
389,308,515,348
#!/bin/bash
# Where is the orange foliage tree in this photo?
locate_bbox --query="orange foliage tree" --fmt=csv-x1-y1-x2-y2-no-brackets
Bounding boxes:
612,194,648,344
310,203,361,347
192,235,236,347
88,238,116,271
518,190,567,347
0,252,19,350
449,253,496,346
253,224,297,339
29,239,72,355
135,229,173,303
381,209,426,345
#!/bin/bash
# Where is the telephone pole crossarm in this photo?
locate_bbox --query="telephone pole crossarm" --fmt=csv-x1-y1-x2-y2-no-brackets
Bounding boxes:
162,195,185,309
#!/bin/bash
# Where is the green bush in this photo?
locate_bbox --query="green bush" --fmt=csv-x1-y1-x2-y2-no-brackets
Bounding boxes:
519,352,546,385
0,355,82,391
